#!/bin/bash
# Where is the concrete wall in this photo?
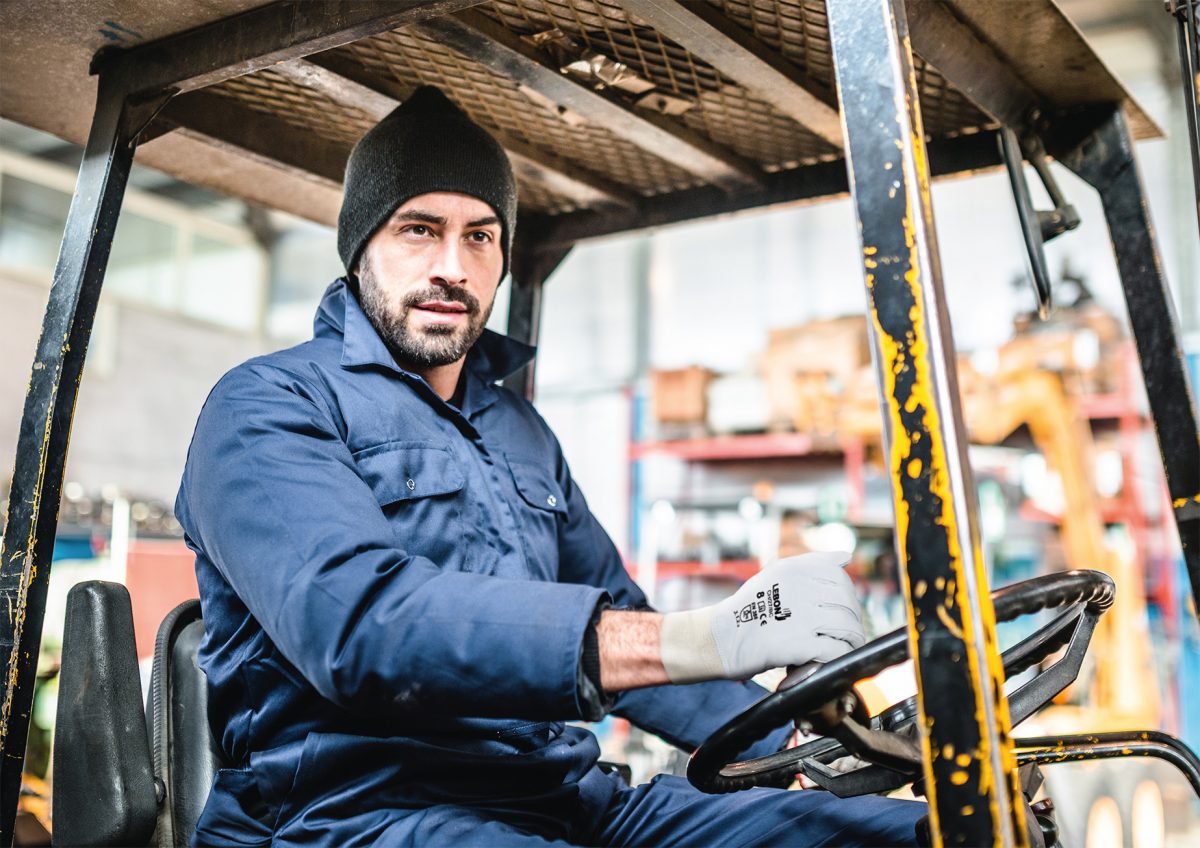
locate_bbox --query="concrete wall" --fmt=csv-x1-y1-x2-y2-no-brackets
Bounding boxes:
0,269,268,507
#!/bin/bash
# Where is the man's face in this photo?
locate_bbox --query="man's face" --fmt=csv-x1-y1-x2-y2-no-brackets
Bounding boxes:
356,192,504,370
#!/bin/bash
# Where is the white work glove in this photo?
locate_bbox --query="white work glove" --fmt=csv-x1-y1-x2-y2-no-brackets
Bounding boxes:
659,551,865,684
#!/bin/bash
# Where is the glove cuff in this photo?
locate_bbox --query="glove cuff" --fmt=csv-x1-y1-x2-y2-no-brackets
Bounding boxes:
660,607,723,683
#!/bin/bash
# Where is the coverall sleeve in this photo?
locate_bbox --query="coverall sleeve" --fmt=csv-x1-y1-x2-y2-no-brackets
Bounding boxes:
179,364,607,720
548,427,793,758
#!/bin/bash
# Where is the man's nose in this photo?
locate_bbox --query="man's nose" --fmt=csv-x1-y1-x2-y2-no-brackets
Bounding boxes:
429,238,467,287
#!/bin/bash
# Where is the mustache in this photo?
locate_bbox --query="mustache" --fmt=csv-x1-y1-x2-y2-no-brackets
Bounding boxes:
401,286,480,315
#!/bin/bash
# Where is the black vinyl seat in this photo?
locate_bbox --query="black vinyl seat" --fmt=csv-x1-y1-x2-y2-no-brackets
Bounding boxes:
146,599,224,846
53,582,222,847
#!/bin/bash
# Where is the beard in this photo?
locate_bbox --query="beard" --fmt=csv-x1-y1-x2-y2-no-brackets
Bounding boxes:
357,255,494,370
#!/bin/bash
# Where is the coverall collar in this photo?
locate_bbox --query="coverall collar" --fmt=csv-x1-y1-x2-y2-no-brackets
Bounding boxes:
316,278,536,413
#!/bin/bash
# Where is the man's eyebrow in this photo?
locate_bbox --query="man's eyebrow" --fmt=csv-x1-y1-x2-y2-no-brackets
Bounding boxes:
467,215,500,229
392,210,446,226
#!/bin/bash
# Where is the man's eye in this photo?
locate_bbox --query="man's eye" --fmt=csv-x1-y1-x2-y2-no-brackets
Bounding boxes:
468,231,493,243
403,224,431,237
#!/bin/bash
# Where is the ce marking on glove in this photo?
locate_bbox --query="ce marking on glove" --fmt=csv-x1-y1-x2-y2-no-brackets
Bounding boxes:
734,583,792,628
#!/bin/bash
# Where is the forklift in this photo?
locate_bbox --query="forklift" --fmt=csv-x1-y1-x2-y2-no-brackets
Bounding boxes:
1,1,1199,845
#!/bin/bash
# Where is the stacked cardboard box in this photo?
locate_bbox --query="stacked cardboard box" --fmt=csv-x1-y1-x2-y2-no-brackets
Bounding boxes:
764,316,872,432
791,373,840,434
651,366,714,429
706,372,771,434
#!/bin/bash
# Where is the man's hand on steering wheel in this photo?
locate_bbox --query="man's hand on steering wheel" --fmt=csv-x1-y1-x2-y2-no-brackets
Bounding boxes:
659,551,866,685
687,569,1116,796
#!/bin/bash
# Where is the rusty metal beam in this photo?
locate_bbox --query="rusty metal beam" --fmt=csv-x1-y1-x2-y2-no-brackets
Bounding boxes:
620,0,843,149
502,241,573,400
827,0,1025,844
1058,107,1200,614
412,9,763,190
529,129,1004,248
153,90,349,188
94,1,487,98
907,0,1041,132
0,74,161,843
272,58,400,117
284,57,637,208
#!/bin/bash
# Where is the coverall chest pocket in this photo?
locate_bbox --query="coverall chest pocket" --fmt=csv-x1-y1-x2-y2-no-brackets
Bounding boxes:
354,444,465,558
506,459,568,572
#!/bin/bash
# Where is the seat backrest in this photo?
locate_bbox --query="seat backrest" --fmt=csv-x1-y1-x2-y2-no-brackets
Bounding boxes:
53,581,158,846
53,584,222,847
146,600,224,847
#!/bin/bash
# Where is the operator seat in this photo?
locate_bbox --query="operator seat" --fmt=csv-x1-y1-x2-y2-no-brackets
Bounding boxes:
52,581,632,846
53,582,223,847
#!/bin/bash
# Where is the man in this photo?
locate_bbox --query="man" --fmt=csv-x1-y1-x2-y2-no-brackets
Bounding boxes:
177,86,925,846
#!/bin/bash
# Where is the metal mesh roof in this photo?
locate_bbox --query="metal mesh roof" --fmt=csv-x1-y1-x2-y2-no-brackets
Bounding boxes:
339,27,705,202
212,70,375,149
148,0,1141,237
712,0,991,139
485,0,841,168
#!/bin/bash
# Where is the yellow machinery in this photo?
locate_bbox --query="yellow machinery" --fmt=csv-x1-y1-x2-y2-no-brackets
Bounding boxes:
840,344,1170,845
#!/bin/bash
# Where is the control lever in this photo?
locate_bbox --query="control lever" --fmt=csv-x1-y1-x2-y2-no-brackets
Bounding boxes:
1000,127,1081,319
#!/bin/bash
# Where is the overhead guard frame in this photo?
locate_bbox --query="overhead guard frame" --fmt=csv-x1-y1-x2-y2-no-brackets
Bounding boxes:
0,2,1196,846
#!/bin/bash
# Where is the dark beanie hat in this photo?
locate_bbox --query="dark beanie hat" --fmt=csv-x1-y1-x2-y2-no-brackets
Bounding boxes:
337,86,518,280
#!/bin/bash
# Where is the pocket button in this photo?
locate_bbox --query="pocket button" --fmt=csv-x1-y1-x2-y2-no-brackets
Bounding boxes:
406,478,416,491
546,495,557,507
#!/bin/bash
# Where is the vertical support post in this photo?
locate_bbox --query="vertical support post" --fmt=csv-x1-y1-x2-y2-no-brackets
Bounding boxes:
503,244,572,400
1059,107,1200,618
1169,0,1200,242
0,74,144,842
826,1,1024,845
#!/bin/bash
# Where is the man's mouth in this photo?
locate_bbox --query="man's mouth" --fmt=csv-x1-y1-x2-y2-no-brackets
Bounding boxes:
410,299,472,327
414,300,469,314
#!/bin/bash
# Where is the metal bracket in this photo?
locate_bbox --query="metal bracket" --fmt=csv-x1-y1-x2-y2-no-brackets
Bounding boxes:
119,88,178,149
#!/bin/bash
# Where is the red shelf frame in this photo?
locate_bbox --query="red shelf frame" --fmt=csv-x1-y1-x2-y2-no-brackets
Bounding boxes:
630,432,851,461
651,560,762,582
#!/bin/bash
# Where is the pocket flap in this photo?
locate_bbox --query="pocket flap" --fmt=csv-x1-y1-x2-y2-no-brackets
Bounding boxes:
354,444,465,506
508,460,568,517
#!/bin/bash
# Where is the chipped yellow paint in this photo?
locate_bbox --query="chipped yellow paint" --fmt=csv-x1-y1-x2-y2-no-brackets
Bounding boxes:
935,577,945,591
1173,494,1200,508
943,744,954,759
956,753,972,767
951,770,969,786
962,806,975,817
861,62,1026,841
2,355,65,749
936,604,965,640
907,458,923,478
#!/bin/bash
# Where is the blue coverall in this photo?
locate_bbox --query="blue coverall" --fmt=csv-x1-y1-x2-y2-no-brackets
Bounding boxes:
176,278,925,845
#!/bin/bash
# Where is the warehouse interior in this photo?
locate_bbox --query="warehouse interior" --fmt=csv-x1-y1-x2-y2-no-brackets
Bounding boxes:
1,1,1199,846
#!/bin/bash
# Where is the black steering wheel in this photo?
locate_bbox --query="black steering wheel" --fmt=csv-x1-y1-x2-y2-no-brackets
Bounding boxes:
688,570,1115,796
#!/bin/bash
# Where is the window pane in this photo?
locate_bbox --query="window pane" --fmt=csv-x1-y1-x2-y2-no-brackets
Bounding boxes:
0,174,70,272
106,211,179,309
181,235,262,331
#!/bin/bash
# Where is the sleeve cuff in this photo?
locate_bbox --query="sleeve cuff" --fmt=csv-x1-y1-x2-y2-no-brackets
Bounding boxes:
576,597,615,721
